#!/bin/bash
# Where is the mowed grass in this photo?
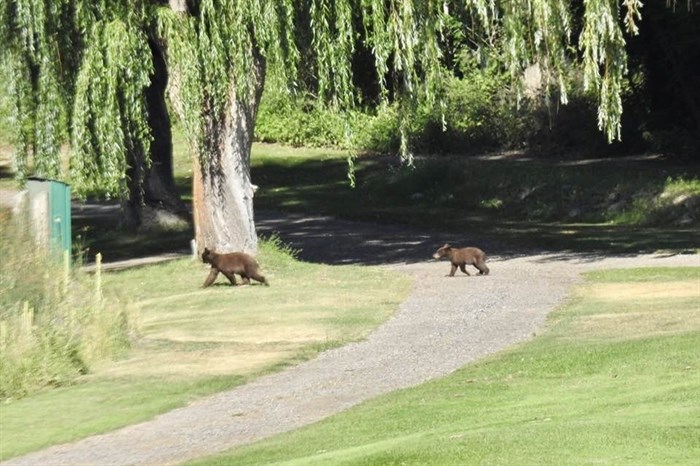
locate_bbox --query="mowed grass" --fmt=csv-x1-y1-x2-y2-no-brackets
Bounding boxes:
190,267,700,466
0,240,411,460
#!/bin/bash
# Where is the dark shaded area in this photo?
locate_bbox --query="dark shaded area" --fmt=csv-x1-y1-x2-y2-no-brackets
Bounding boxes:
67,146,699,266
515,5,700,158
255,210,698,266
143,39,185,213
72,200,193,263
0,160,13,181
628,3,700,154
256,211,491,266
122,38,187,229
251,152,699,258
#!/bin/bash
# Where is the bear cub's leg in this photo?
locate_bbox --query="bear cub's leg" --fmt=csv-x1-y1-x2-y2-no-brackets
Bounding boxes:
203,268,220,288
475,260,489,275
449,264,458,277
223,271,238,286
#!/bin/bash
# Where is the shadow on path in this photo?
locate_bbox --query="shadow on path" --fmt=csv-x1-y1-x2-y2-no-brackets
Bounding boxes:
68,200,697,267
256,210,501,266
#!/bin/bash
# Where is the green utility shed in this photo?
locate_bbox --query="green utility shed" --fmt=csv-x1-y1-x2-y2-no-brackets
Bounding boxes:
26,177,72,256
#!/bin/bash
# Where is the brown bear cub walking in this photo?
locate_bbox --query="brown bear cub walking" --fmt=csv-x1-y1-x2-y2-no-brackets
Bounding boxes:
432,243,489,277
201,247,269,287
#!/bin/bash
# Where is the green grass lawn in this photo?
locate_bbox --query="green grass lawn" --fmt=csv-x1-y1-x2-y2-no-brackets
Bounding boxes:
0,239,411,460
189,266,700,465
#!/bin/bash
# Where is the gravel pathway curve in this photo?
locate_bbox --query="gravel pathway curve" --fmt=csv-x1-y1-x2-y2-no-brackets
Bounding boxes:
4,212,698,466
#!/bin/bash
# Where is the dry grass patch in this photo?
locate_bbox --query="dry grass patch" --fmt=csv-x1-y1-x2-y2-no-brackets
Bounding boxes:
147,323,332,345
98,345,296,379
98,250,410,381
576,308,695,340
589,281,698,301
564,277,699,341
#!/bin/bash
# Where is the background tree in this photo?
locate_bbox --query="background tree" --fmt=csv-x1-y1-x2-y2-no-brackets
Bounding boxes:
2,0,656,253
627,1,699,153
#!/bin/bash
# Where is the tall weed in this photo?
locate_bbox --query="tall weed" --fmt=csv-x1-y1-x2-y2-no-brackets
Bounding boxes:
0,210,134,400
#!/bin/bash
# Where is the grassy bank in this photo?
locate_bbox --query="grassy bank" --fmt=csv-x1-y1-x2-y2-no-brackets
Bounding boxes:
190,266,700,465
0,238,411,460
0,210,133,401
250,145,699,254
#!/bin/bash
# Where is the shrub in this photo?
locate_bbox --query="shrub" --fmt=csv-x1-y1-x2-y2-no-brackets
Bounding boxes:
255,69,530,155
0,209,134,400
409,72,529,154
255,92,352,148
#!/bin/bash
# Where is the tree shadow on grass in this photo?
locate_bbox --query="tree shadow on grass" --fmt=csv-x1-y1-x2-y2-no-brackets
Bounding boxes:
72,200,193,263
256,210,472,266
70,151,698,265
251,153,699,265
256,210,698,266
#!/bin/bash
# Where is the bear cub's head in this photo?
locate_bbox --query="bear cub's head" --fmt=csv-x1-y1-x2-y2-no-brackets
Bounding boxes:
432,243,452,260
202,247,213,264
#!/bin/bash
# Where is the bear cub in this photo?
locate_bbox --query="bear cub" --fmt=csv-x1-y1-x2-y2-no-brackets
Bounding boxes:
202,247,269,287
432,243,489,277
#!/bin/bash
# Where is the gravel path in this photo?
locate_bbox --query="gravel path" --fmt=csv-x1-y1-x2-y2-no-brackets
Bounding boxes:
4,212,698,466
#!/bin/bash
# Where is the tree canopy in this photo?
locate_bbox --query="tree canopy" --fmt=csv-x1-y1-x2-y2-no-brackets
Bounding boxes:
4,0,686,252
2,1,650,186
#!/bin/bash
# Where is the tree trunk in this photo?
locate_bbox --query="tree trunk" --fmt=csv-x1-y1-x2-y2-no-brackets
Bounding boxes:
163,2,265,253
122,38,185,229
192,59,266,254
143,38,185,214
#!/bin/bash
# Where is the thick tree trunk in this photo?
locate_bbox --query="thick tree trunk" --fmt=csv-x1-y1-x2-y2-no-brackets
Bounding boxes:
122,38,185,229
164,2,265,253
191,120,256,254
143,39,185,213
192,60,266,254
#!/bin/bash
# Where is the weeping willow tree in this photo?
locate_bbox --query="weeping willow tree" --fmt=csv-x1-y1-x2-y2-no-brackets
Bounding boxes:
1,0,650,253
0,1,183,227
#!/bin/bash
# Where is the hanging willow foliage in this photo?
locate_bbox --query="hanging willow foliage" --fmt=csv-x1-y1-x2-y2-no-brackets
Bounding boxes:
1,0,661,198
0,0,76,181
502,0,572,107
1,0,153,197
70,19,152,197
155,0,299,164
580,0,628,142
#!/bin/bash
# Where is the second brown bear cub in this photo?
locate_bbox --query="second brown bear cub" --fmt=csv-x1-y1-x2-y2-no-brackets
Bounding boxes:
202,247,269,287
433,243,489,277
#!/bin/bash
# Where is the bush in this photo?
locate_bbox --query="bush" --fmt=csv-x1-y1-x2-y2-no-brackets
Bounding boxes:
409,73,528,154
0,209,134,400
255,93,353,148
255,69,530,155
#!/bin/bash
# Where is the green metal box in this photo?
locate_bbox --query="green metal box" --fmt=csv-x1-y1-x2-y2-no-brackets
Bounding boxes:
26,177,72,256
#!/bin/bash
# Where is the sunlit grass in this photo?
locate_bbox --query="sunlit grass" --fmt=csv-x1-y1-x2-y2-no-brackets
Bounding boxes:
190,267,700,466
0,238,411,460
